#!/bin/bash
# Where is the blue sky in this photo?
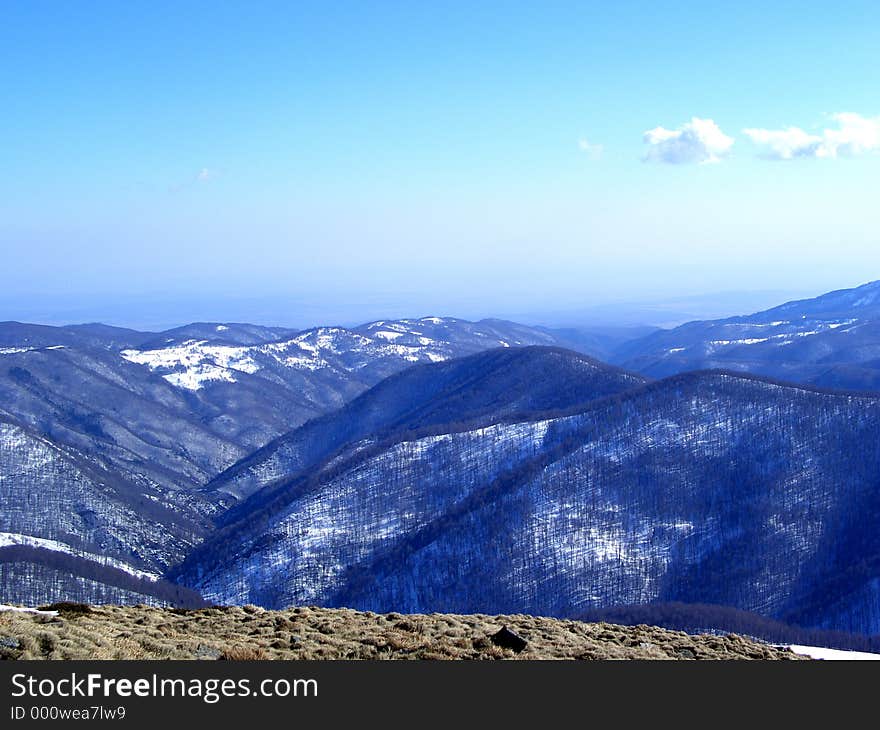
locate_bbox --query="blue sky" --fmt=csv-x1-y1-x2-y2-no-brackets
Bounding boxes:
2,1,879,327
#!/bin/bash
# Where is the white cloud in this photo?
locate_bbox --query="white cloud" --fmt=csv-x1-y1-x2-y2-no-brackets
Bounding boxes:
578,138,603,159
827,113,880,156
642,117,734,164
742,127,822,160
744,113,880,160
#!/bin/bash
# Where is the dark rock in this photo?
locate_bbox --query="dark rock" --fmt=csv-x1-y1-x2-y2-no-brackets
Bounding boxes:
38,602,91,617
490,626,528,653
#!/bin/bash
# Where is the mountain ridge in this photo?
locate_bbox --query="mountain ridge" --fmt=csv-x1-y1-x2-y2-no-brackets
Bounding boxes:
613,279,880,390
203,345,646,504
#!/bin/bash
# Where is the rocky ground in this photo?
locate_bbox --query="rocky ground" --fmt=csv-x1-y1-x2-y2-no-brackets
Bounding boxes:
0,603,805,660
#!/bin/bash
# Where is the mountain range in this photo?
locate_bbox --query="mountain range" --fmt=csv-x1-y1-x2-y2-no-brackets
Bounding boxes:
612,280,880,391
5,281,880,637
0,317,559,605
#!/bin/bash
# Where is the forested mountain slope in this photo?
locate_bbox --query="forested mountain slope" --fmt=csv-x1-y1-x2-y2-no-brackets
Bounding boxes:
174,371,880,635
614,280,880,391
205,346,645,503
0,411,211,606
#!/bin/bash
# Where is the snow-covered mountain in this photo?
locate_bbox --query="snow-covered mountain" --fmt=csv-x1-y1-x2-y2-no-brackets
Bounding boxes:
119,317,557,392
0,412,209,607
614,280,880,390
0,316,561,606
174,369,880,635
0,316,559,474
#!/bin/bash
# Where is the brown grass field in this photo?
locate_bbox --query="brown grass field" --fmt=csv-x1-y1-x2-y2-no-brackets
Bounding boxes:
0,603,807,660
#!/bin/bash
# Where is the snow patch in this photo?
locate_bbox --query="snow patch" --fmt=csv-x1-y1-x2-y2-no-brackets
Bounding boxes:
0,605,59,617
0,532,160,582
162,367,236,389
711,338,770,346
787,645,880,661
0,345,65,355
374,330,404,341
121,341,260,390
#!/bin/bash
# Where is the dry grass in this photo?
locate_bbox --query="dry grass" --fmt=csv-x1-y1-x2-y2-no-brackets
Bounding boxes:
0,604,804,660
